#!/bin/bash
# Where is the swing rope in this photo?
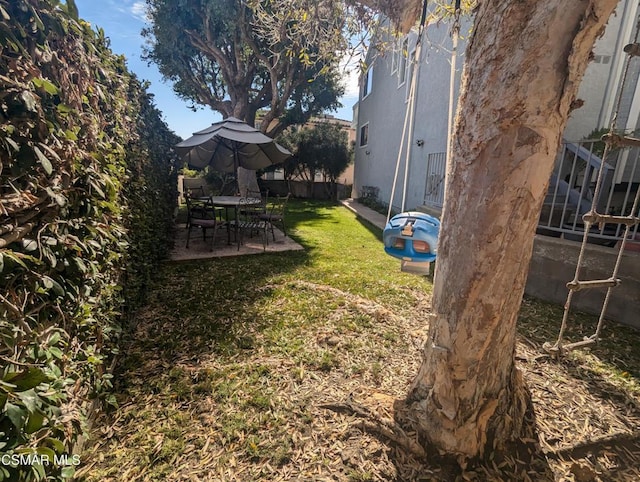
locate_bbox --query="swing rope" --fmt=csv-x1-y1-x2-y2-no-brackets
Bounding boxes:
447,0,462,167
546,13,640,355
386,0,429,223
386,55,419,223
386,0,461,223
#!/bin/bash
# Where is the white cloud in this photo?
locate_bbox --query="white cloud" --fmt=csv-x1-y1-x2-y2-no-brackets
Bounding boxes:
130,1,149,22
343,69,360,98
339,55,361,99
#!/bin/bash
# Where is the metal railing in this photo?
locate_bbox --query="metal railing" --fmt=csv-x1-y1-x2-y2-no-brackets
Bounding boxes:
422,141,640,247
423,151,446,207
539,139,639,246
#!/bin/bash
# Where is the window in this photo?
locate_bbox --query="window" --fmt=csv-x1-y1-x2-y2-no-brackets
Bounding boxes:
406,48,416,101
362,65,373,99
391,42,399,73
399,38,408,85
359,123,369,147
593,54,611,64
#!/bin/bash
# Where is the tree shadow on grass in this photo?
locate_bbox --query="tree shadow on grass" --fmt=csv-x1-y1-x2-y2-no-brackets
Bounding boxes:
519,297,640,382
346,208,385,242
115,198,400,397
545,430,640,481
115,249,310,391
535,354,640,479
516,306,640,481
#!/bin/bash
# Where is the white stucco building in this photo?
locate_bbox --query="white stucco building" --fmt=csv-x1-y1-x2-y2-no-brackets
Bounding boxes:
354,12,466,213
354,1,640,220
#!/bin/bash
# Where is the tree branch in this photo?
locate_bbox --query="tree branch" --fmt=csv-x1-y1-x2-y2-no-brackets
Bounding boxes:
0,223,36,249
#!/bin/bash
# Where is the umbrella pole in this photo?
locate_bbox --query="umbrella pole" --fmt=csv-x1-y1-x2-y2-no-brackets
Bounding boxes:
234,146,240,195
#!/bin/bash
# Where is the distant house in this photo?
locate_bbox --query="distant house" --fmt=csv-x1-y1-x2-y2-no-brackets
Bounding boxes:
353,3,640,329
306,114,356,187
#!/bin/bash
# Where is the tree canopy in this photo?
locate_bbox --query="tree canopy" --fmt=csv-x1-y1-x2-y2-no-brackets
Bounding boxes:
279,122,352,183
143,0,350,137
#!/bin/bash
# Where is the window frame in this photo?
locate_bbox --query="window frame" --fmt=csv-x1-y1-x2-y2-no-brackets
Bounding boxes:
362,65,374,99
359,123,369,147
398,38,408,87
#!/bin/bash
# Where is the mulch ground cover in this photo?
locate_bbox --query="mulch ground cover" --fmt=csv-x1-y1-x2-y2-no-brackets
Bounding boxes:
77,277,640,481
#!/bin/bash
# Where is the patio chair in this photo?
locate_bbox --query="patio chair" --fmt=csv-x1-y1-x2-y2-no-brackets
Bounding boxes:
259,193,290,241
185,196,226,251
185,187,224,229
231,197,270,251
182,177,208,199
246,188,266,204
185,185,205,198
241,189,268,219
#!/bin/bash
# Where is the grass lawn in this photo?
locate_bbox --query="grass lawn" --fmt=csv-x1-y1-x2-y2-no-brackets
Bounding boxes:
77,199,640,481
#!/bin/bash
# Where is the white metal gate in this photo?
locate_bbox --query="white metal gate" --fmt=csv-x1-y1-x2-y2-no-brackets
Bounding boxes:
424,151,446,208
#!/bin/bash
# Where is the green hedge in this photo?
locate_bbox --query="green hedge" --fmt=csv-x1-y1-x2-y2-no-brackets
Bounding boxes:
0,1,179,479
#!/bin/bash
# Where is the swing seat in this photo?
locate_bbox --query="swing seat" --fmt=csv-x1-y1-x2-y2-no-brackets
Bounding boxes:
383,212,440,263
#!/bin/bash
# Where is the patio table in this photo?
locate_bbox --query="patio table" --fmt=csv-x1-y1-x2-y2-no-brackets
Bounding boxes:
210,196,262,249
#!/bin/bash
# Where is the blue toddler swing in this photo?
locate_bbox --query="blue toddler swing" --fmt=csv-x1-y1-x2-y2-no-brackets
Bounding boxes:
381,0,459,275
383,212,440,275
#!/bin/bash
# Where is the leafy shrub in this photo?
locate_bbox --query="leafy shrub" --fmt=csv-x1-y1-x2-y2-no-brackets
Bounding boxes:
0,1,178,479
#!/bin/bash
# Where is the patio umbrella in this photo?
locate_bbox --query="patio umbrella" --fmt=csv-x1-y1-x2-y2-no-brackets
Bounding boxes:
175,117,291,172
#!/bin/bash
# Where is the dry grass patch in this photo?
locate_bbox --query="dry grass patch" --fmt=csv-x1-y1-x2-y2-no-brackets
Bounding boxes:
78,278,432,481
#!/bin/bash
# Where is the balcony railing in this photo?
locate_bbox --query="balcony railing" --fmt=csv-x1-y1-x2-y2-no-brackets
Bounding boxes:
422,140,640,247
538,140,639,246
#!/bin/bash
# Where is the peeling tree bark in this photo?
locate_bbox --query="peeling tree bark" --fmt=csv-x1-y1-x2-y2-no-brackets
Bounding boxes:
398,0,620,460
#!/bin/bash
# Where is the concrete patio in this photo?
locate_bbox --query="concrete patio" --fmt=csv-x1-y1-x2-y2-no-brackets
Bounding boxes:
169,223,303,261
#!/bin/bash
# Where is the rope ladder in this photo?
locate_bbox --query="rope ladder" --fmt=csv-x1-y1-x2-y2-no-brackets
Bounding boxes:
544,27,640,356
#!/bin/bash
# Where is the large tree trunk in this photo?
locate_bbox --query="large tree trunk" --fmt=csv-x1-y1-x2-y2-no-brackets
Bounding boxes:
400,0,619,460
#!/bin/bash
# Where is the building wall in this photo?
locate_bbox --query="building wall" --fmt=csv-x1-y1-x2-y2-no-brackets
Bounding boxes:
526,235,640,330
354,28,407,206
564,0,639,140
354,15,467,212
354,1,640,213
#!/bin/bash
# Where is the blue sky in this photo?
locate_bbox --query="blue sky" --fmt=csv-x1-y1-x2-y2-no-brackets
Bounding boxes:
74,0,359,140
